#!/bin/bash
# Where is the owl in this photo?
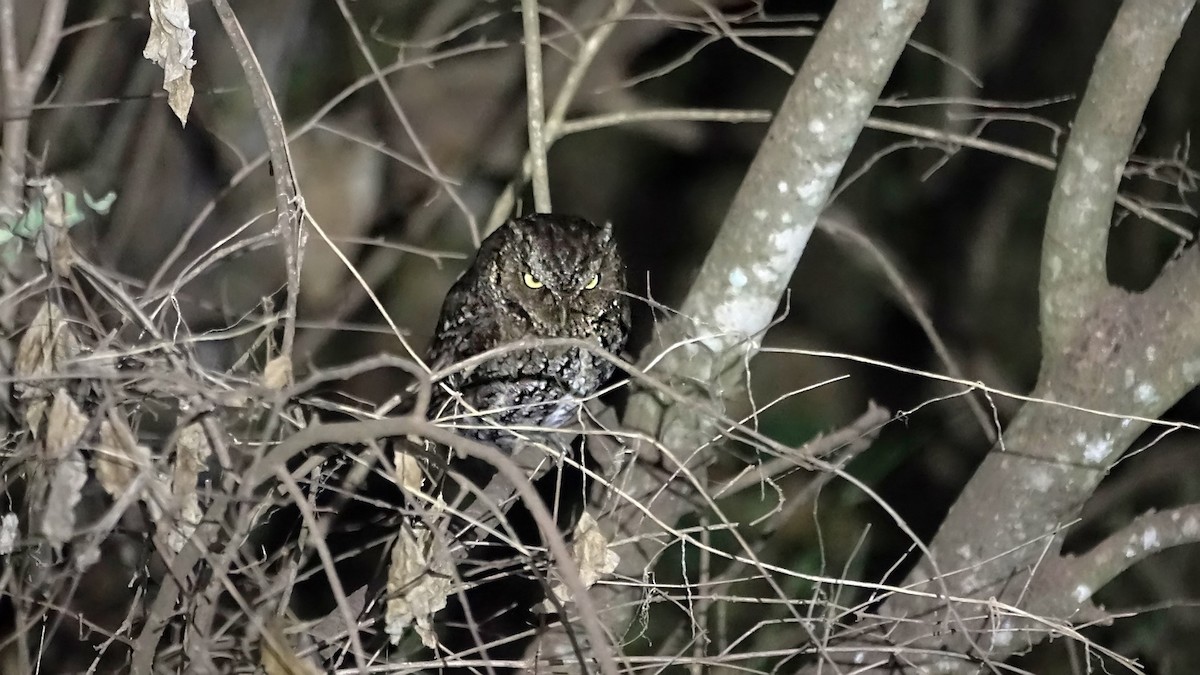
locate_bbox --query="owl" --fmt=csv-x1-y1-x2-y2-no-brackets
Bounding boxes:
425,213,631,448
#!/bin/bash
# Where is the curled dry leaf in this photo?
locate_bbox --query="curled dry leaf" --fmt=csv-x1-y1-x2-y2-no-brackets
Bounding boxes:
167,423,212,552
544,512,619,610
15,302,80,408
23,401,47,440
386,526,452,648
94,419,153,502
143,0,196,125
40,391,90,551
0,513,19,555
263,355,293,390
45,390,88,460
42,453,87,552
394,450,426,494
394,448,444,516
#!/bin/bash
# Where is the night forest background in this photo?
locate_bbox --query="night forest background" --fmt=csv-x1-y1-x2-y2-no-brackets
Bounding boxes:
3,0,1200,673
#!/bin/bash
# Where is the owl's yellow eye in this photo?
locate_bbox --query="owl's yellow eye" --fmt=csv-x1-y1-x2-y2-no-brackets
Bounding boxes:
584,275,600,290
523,272,544,289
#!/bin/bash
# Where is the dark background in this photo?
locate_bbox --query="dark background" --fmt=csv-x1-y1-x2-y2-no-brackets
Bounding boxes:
10,0,1200,671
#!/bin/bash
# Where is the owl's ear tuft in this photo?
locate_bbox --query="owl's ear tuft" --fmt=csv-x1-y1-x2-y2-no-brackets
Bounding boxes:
601,220,614,239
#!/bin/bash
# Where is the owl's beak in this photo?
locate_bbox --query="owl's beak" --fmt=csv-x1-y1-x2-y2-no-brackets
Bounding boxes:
547,289,569,324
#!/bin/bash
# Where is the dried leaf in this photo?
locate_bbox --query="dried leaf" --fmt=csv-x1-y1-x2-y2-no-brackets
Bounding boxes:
21,178,77,274
41,451,86,550
74,542,101,572
143,0,195,125
386,526,452,648
94,419,153,501
23,400,47,438
45,390,88,460
167,423,212,552
394,450,425,494
544,512,619,610
15,303,79,398
39,391,90,552
263,355,292,390
0,513,19,555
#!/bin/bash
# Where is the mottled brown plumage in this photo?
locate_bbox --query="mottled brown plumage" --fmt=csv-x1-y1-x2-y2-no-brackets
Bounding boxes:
426,213,630,447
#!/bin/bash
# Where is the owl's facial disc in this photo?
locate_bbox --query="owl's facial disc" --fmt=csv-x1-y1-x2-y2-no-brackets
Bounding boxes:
484,214,624,334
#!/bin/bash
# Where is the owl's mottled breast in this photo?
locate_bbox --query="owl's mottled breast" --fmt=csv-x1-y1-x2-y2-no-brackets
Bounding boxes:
426,213,631,444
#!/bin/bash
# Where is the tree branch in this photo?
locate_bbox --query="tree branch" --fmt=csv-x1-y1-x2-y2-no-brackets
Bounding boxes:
245,415,623,675
210,0,303,371
625,0,928,456
670,0,928,364
608,0,929,649
1039,0,1194,359
864,117,1192,240
520,0,551,213
798,2,1200,670
0,0,69,216
713,401,890,498
1064,503,1200,606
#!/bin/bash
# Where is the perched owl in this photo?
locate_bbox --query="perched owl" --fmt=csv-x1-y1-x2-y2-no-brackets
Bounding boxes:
426,213,631,447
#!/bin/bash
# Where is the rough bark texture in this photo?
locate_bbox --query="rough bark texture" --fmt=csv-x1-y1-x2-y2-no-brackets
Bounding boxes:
594,0,929,655
800,1,1200,671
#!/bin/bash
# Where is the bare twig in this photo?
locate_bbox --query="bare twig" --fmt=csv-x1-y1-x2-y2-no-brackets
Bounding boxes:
486,0,637,233
818,215,997,443
209,0,303,372
557,107,772,136
275,470,369,673
615,0,927,611
863,116,1193,240
247,416,624,675
331,0,480,246
520,0,552,213
713,402,890,499
0,0,70,214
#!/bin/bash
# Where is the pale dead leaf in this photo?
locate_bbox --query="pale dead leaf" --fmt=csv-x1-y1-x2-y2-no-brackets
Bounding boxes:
263,355,293,390
0,513,19,555
15,303,79,399
45,390,88,460
74,541,101,572
143,0,196,125
41,451,86,551
40,391,90,551
394,450,425,494
386,526,452,648
544,512,619,610
94,419,152,501
23,400,47,438
167,423,212,552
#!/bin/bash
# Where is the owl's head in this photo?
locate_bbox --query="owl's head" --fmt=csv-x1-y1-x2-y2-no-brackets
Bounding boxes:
479,213,628,335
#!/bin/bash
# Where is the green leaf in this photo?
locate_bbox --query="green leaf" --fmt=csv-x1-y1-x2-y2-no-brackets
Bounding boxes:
63,192,86,228
11,204,44,238
84,190,117,214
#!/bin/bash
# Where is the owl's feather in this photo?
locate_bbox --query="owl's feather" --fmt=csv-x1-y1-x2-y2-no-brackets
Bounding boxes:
426,213,631,446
